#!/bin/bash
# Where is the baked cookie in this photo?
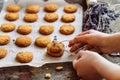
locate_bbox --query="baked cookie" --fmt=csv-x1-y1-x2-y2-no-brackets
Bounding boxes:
44,13,58,22
60,24,75,35
16,52,33,63
24,13,38,22
15,36,32,47
17,25,32,35
0,23,16,32
35,36,51,47
44,3,58,12
5,12,19,21
7,4,21,12
39,25,54,35
26,5,40,13
0,35,10,45
0,48,7,59
61,14,75,23
47,40,64,57
64,4,77,13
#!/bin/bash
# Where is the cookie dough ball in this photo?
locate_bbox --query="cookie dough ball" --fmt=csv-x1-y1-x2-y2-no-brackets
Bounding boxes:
17,25,32,35
0,35,10,45
44,3,58,12
35,36,51,47
1,23,16,32
5,12,19,21
24,13,38,22
39,25,54,35
64,4,77,13
61,14,75,23
47,40,64,57
16,52,33,63
15,36,32,47
44,13,58,22
0,48,7,59
7,4,21,12
26,5,40,13
60,24,75,35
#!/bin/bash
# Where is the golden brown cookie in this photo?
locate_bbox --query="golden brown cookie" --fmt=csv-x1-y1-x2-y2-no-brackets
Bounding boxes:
47,40,64,57
61,14,75,23
0,35,10,45
15,36,32,47
44,13,58,22
6,4,21,12
60,24,75,35
5,12,19,21
35,36,51,47
0,48,7,59
0,23,16,32
24,13,38,22
17,25,32,35
39,25,54,35
16,52,33,63
26,5,40,13
44,3,58,12
64,4,77,13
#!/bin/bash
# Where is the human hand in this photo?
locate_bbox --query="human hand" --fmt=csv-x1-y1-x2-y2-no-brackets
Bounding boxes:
73,50,102,80
69,29,115,54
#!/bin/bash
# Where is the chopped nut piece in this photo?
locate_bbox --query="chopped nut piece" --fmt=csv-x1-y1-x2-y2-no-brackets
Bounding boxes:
45,73,51,79
56,66,63,71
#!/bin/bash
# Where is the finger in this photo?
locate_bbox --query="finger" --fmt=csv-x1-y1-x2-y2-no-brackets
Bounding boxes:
77,30,91,36
69,35,90,47
83,45,93,50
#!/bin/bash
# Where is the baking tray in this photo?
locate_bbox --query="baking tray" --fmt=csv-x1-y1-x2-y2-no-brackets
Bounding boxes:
0,0,84,67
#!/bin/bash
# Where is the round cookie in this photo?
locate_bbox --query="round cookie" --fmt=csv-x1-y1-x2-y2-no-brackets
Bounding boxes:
39,25,54,35
26,5,40,13
64,4,77,13
24,13,38,22
17,25,32,35
44,13,58,22
5,12,19,21
61,14,75,23
35,36,51,47
1,23,16,32
6,4,21,12
16,52,33,63
60,24,75,35
0,48,7,59
15,36,32,47
47,40,64,57
44,3,58,12
0,35,10,45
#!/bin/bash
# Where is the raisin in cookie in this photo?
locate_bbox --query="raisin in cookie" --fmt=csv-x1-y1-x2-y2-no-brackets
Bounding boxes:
7,4,21,12
15,36,32,47
64,4,77,13
44,3,58,12
0,48,7,59
16,52,33,63
35,36,51,47
17,25,32,35
0,35,10,45
39,25,54,35
24,13,38,22
1,23,16,32
5,12,19,21
61,14,75,23
26,5,40,13
60,24,75,35
44,13,58,22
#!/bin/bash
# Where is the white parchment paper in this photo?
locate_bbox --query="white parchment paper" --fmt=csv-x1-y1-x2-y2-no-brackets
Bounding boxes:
0,0,83,67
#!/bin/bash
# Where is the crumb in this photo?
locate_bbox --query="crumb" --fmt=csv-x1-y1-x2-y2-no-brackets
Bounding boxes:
45,73,51,79
56,66,63,71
